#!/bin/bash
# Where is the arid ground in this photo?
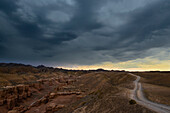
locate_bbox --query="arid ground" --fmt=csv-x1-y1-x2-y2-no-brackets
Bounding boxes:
133,72,170,106
0,63,169,113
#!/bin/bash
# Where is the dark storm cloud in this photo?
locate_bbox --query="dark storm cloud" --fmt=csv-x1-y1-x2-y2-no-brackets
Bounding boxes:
0,0,18,14
0,0,170,66
64,0,104,32
111,0,170,57
16,22,42,38
0,32,6,56
118,1,170,43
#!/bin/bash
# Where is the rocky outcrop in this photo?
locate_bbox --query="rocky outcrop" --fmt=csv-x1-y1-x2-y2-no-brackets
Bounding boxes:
13,105,27,113
66,79,76,85
58,77,66,83
0,98,4,106
0,78,49,108
0,85,30,110
7,98,17,110
41,97,49,104
30,99,41,107
57,92,81,95
46,103,57,112
77,95,86,99
45,103,65,113
49,93,57,99
29,82,42,90
26,90,81,111
8,110,20,113
0,75,79,112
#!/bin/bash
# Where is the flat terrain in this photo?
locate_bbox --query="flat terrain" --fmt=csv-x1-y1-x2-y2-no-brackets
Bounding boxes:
133,72,170,106
130,73,170,113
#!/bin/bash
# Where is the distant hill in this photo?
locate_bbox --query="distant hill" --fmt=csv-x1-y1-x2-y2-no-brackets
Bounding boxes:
0,63,86,87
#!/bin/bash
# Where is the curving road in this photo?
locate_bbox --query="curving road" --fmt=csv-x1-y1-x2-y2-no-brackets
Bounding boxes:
129,73,170,113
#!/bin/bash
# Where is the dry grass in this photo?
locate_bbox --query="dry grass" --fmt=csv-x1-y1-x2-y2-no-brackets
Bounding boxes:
133,72,170,106
133,72,170,87
57,72,155,113
142,83,170,106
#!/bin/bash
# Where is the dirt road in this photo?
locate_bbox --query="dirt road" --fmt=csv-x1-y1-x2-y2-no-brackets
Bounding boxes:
129,73,170,113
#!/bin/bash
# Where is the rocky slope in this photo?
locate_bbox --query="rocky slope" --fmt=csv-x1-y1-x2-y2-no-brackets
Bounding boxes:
0,63,158,113
0,74,80,113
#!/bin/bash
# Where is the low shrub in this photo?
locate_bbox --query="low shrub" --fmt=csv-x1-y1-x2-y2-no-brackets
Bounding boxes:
129,99,136,105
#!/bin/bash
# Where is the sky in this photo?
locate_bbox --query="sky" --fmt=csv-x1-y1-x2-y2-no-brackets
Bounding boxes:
0,0,170,71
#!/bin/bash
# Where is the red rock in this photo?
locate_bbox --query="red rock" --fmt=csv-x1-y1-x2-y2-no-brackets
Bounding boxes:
25,85,29,92
27,91,32,97
48,80,54,86
22,92,27,99
20,107,28,112
49,93,56,99
46,103,57,112
75,92,81,95
66,79,75,84
30,100,41,107
7,98,16,110
18,95,23,100
59,83,67,87
0,89,4,98
33,83,42,90
57,92,81,96
13,87,18,95
8,110,20,113
37,79,44,84
41,97,48,104
16,85,25,94
58,78,66,83
6,86,15,94
13,105,26,112
44,94,49,98
57,92,71,95
0,99,4,106
77,95,84,99
56,104,65,109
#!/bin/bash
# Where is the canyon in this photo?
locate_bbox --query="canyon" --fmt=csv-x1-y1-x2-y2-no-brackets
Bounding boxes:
0,63,169,113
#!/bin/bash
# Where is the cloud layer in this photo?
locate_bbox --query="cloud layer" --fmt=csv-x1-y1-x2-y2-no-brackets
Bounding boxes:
0,0,170,67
